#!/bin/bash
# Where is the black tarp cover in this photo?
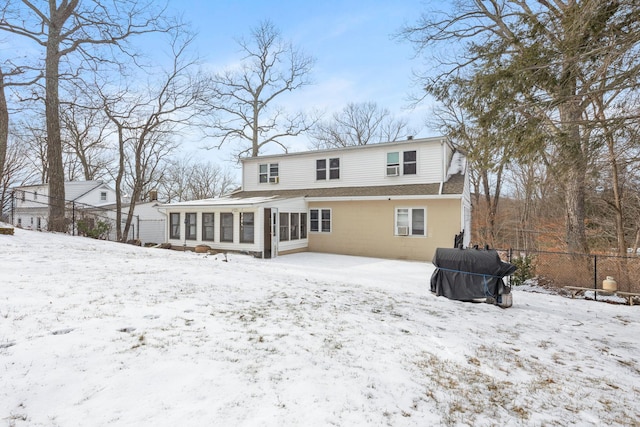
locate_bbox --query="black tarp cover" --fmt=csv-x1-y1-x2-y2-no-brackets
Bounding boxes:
430,248,517,301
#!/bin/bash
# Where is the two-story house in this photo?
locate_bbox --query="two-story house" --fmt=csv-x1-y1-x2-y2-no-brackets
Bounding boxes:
160,137,471,262
12,181,116,231
12,181,165,245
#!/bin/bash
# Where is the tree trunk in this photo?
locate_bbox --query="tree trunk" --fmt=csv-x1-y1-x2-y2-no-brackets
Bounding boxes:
0,70,8,183
45,37,66,232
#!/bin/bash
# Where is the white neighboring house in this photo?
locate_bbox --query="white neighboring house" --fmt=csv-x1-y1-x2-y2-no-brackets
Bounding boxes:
12,181,116,232
159,137,471,262
12,181,166,245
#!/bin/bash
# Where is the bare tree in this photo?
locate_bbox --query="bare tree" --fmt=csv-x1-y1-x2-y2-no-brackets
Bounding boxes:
0,135,37,220
100,31,208,241
207,20,315,158
309,102,415,149
61,91,114,181
13,115,48,183
0,0,173,232
400,0,640,254
0,63,41,190
160,156,237,202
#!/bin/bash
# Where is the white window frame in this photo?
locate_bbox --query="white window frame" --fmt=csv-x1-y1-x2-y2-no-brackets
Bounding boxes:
395,207,426,237
403,150,417,175
387,150,418,176
100,191,107,201
316,158,340,180
259,163,279,184
309,208,331,233
387,152,400,176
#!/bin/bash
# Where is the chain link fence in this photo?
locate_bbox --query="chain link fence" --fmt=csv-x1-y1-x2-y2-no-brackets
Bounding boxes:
499,248,640,294
9,189,139,242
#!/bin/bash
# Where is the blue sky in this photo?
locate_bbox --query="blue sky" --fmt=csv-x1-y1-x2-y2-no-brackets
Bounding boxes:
166,0,436,158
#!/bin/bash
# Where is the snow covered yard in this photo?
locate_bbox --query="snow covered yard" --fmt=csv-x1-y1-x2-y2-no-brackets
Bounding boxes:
1,227,639,426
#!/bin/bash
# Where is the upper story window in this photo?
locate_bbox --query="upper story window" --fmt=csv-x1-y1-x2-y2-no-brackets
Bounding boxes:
387,150,417,176
100,191,107,201
20,191,25,202
259,163,279,184
316,158,340,180
403,151,417,175
33,191,38,200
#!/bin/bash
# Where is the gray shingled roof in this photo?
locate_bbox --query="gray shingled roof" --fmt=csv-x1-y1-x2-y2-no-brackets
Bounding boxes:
230,174,465,199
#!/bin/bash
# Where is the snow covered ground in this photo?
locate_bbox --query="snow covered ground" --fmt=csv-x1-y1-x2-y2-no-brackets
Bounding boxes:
1,225,639,426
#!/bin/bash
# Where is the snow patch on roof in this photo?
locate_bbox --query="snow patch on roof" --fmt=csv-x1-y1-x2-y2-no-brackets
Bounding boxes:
447,151,466,180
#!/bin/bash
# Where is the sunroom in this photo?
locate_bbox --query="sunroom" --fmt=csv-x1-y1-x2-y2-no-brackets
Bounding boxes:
158,196,308,258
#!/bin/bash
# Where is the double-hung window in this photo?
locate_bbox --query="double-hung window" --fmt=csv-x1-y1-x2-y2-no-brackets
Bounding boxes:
259,163,279,183
316,160,326,180
310,208,331,233
100,191,107,201
387,152,400,176
185,213,197,240
316,158,340,180
387,150,417,175
240,212,254,243
220,213,234,242
170,213,181,239
403,151,417,175
395,208,426,236
202,213,215,241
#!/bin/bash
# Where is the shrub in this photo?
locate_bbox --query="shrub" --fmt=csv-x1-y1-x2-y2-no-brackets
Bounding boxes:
511,254,535,286
77,219,110,239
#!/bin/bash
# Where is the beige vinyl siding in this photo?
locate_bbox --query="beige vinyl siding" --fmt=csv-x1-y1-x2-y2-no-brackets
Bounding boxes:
307,198,462,262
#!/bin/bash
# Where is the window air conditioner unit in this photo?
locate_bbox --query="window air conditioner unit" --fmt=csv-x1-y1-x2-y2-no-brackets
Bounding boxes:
269,176,279,184
387,166,400,176
397,226,409,236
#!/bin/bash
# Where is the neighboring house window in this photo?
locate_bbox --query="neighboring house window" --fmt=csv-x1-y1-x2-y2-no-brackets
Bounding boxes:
185,213,197,240
300,213,307,238
202,213,215,241
279,212,289,241
316,159,326,180
290,213,299,240
170,213,181,239
240,212,254,243
387,152,400,176
220,213,234,242
20,191,25,202
395,208,426,236
33,191,38,200
259,163,279,183
100,191,107,201
316,158,340,180
17,218,22,226
403,151,417,175
310,209,331,233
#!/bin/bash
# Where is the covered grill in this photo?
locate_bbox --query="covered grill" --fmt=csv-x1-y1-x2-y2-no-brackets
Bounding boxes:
430,248,517,307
